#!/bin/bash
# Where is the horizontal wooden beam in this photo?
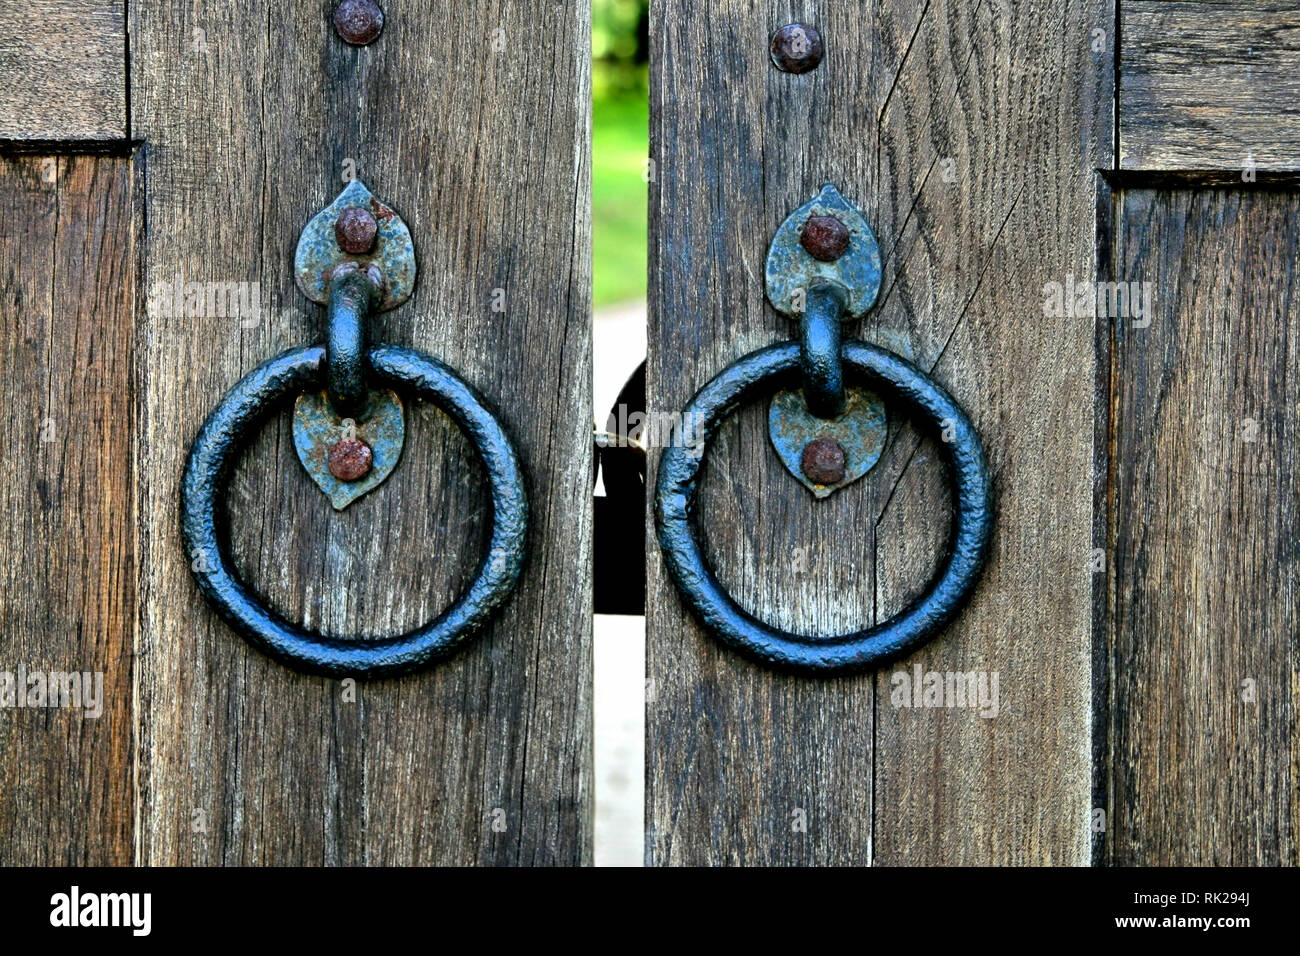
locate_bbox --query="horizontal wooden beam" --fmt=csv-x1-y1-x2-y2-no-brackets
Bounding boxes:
1121,1,1300,171
0,1,126,141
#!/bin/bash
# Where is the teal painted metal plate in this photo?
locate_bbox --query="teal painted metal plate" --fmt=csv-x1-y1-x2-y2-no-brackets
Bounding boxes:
768,386,887,498
293,180,416,312
293,388,406,510
764,184,882,320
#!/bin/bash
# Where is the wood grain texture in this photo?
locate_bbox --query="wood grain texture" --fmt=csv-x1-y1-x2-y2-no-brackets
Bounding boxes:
0,1,126,142
1121,1,1300,171
1102,188,1299,865
869,0,1108,866
647,0,1109,865
132,0,591,865
0,156,135,865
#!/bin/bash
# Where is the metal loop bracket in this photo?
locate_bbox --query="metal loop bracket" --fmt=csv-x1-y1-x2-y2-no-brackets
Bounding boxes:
325,264,380,417
655,341,993,674
182,344,528,678
798,284,846,418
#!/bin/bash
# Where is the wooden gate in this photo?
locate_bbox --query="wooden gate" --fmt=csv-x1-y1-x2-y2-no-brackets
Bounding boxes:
1,0,592,865
645,0,1297,866
0,0,1295,867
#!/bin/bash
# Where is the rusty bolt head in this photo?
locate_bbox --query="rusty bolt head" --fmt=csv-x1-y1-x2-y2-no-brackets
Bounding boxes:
335,205,378,254
328,437,373,482
334,0,384,46
801,436,847,485
800,215,851,262
770,24,824,74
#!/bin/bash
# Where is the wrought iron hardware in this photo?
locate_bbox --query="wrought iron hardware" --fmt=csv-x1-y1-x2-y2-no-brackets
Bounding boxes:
180,181,528,678
291,180,415,509
653,185,994,674
594,363,646,615
764,184,887,497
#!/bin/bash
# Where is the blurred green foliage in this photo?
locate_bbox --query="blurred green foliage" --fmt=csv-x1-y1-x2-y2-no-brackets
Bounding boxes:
593,0,648,96
593,0,648,306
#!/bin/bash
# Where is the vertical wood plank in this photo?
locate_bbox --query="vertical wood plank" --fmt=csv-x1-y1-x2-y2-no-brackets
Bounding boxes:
870,0,1109,865
1105,188,1298,865
0,156,135,865
647,1,879,866
648,0,1109,864
132,0,591,865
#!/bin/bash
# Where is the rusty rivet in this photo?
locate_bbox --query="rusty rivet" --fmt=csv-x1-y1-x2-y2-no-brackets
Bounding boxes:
801,436,847,485
800,215,851,262
334,0,384,46
770,23,824,74
335,205,378,254
328,437,373,481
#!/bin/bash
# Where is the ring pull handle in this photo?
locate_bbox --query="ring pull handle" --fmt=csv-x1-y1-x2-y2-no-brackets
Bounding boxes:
654,184,993,674
181,181,528,677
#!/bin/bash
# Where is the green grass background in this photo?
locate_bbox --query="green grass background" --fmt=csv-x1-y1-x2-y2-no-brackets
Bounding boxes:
592,0,649,308
593,91,648,307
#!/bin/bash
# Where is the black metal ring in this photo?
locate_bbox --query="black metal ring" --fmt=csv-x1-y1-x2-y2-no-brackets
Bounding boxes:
181,343,528,677
655,340,993,674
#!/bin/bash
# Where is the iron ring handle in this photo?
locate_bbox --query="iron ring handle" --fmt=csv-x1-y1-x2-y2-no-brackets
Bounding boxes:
181,343,528,677
654,340,993,674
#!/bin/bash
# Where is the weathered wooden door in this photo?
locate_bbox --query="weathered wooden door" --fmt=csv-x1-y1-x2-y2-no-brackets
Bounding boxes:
1,0,1296,870
646,1,1297,866
1,1,592,864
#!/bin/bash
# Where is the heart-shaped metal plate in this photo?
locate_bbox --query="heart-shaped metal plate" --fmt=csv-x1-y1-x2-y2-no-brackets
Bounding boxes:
293,388,405,510
293,180,416,313
764,184,882,320
768,386,887,498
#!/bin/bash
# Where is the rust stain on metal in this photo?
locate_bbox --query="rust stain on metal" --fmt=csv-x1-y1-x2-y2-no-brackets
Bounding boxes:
335,205,378,254
764,185,881,320
328,437,373,481
770,23,824,74
769,386,887,498
295,180,416,312
293,387,405,509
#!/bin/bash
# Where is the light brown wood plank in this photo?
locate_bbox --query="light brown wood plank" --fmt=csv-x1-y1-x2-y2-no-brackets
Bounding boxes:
0,1,126,141
132,0,591,865
0,156,135,865
869,0,1109,865
1121,1,1300,171
1104,188,1299,865
647,0,1108,865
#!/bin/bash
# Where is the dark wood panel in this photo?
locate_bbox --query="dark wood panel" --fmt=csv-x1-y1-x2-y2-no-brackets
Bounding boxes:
132,0,591,865
646,0,879,868
0,156,135,865
647,0,1108,864
1103,188,1298,865
1121,1,1300,171
0,1,126,141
